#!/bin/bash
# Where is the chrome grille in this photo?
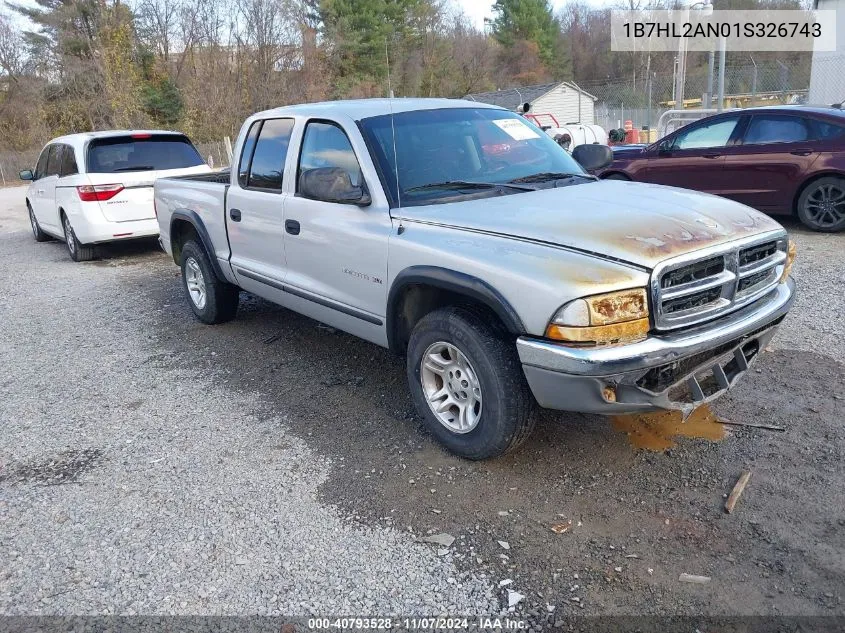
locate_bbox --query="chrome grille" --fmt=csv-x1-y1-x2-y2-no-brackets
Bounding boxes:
651,233,788,330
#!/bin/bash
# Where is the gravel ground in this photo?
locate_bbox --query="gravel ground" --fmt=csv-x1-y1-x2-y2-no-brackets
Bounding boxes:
0,185,843,622
0,186,497,616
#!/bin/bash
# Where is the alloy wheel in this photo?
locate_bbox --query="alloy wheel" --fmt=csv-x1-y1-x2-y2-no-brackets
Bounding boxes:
63,216,76,256
804,183,845,229
420,341,483,434
185,257,207,310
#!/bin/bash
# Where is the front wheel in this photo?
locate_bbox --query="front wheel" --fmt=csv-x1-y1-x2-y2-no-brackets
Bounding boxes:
797,177,845,232
406,306,536,460
180,240,240,324
28,203,50,242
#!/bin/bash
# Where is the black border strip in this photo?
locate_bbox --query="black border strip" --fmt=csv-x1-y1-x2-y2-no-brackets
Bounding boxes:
236,268,383,326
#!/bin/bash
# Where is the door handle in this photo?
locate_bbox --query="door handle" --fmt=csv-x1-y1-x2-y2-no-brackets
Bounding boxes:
37,189,45,194
703,153,721,159
790,149,813,156
229,208,241,222
285,219,300,235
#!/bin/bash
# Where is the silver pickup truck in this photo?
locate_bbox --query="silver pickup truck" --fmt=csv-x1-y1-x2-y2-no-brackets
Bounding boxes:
155,98,796,459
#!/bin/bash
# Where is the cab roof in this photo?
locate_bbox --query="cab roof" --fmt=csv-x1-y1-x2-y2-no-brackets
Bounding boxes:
252,98,504,122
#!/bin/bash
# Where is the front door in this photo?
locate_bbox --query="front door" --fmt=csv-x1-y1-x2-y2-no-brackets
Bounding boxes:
645,114,744,196
282,119,391,341
33,145,62,232
226,117,295,302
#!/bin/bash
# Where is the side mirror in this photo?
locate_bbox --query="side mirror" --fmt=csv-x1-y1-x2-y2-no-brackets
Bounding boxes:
19,169,34,181
571,144,612,172
299,167,371,206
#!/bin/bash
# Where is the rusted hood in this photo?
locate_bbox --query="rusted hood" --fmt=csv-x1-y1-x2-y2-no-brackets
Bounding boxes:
394,180,786,270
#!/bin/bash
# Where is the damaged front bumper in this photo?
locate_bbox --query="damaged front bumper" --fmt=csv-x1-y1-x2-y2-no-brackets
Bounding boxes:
517,278,795,415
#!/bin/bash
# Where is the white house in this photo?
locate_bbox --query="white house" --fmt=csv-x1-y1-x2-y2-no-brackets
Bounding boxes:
466,82,597,126
808,0,845,105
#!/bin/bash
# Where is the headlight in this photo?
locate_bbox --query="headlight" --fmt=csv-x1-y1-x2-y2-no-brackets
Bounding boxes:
780,239,796,282
546,288,650,345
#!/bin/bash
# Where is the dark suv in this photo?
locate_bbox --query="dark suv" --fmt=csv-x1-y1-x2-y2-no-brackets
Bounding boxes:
600,106,845,231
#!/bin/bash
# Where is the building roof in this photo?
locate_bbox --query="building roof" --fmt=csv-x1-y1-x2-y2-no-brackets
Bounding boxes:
465,82,597,110
254,98,502,122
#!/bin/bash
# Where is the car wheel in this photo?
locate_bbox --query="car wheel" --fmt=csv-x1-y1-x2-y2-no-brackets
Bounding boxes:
62,213,94,261
797,177,845,232
604,173,630,181
406,306,536,460
180,240,240,324
28,203,50,242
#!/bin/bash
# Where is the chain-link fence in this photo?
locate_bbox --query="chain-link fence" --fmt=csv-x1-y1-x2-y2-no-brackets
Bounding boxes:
582,60,814,139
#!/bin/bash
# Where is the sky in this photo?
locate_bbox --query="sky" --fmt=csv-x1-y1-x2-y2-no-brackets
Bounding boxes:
454,0,570,29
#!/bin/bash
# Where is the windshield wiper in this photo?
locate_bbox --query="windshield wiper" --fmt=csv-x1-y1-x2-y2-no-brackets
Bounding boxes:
405,180,536,194
112,165,156,172
508,172,597,184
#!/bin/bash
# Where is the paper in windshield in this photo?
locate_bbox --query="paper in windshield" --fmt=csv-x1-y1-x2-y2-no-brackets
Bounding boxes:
492,119,541,141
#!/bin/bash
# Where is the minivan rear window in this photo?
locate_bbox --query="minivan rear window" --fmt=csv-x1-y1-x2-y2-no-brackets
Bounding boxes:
86,135,204,173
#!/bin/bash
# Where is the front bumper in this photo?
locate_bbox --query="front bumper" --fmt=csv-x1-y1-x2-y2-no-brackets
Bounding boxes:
517,278,795,415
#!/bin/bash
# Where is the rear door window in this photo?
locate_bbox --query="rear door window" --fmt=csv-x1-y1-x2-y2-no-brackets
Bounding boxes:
245,118,295,191
813,119,845,140
743,115,810,145
60,145,79,177
45,145,62,177
86,134,204,173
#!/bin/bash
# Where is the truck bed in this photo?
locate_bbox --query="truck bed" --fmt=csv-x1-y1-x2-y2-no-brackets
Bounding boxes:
155,171,231,266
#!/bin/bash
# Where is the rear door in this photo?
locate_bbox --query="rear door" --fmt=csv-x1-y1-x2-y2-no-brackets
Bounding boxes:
225,117,295,300
722,113,820,212
645,115,743,195
84,134,208,222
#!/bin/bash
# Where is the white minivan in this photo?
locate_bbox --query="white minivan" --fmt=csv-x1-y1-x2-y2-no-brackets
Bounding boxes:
20,131,211,261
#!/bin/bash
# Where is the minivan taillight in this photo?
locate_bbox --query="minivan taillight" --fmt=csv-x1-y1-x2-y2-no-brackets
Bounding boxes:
77,184,124,202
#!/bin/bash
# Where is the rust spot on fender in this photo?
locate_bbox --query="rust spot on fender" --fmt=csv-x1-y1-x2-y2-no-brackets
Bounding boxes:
611,405,725,451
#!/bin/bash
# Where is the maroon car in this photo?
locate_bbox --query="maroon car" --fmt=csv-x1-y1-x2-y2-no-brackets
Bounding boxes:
600,106,845,231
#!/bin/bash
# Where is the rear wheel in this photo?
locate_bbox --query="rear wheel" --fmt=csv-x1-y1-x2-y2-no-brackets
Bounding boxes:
797,176,845,232
28,203,50,242
62,213,94,262
406,306,536,460
180,240,239,324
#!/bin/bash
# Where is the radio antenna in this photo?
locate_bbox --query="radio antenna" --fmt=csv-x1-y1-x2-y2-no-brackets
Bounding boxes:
385,37,401,209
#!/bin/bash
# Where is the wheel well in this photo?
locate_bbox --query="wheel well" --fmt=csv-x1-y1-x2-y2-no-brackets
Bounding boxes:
601,171,630,180
793,172,845,215
389,283,512,355
169,219,199,265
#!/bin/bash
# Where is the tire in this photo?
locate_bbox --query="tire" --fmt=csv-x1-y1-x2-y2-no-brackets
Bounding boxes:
406,306,536,460
27,202,50,242
180,240,240,324
62,212,94,262
604,173,630,181
796,176,845,232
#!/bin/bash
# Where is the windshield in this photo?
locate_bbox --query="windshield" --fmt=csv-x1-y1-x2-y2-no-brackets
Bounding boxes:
359,108,585,207
86,135,204,174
